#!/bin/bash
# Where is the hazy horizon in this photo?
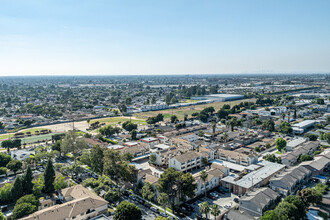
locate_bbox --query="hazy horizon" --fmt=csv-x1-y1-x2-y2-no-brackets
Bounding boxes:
1,0,330,76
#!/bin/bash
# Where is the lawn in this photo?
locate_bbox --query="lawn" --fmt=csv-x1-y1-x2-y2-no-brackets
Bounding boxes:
0,128,52,141
0,133,55,144
134,98,256,121
179,99,198,103
90,117,147,126
20,133,54,144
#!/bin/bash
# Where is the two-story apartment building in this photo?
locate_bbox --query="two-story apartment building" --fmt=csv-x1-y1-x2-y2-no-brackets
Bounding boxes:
150,147,179,166
239,188,280,217
221,161,285,196
281,141,319,166
141,137,159,148
269,166,312,196
194,167,227,196
217,149,258,166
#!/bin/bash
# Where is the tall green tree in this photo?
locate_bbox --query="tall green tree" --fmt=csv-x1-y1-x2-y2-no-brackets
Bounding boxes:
0,183,12,203
158,168,196,212
114,201,142,220
211,204,221,220
283,195,306,219
131,129,137,140
0,167,7,176
261,210,280,220
297,188,322,206
61,130,88,168
104,188,122,202
157,193,169,215
275,138,286,152
122,121,137,132
200,170,208,197
12,176,23,200
199,202,210,220
103,149,122,181
12,203,36,219
32,176,44,196
90,145,104,174
22,166,34,195
54,174,68,190
170,115,178,123
149,154,156,164
16,194,39,207
6,160,22,175
142,182,155,201
274,201,298,220
0,152,11,167
44,160,55,193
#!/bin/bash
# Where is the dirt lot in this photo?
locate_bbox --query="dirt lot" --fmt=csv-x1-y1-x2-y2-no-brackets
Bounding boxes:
33,120,90,133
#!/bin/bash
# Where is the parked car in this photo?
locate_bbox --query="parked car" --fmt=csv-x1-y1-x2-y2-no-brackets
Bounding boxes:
234,198,239,203
150,207,159,213
144,202,152,208
207,194,216,200
160,213,168,217
0,205,8,212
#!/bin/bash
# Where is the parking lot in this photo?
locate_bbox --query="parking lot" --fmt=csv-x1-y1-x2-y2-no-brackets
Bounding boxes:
189,191,239,219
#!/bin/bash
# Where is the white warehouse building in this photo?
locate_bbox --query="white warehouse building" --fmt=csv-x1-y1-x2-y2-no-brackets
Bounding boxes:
192,94,244,102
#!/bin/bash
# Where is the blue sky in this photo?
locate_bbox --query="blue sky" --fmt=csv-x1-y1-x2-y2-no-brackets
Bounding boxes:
0,0,329,75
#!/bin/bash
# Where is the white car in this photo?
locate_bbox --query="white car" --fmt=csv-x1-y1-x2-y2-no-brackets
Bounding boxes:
160,213,168,217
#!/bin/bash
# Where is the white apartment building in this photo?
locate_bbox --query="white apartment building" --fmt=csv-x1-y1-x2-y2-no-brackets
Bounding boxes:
169,151,203,172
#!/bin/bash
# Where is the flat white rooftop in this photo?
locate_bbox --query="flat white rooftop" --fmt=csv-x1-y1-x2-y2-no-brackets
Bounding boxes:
293,120,315,128
211,159,246,172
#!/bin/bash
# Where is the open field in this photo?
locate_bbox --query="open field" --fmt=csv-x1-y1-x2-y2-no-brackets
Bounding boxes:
179,99,198,103
134,98,256,120
0,133,55,144
0,128,52,141
90,117,147,126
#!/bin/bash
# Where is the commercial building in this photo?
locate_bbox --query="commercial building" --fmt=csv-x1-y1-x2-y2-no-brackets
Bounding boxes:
286,137,307,151
292,120,316,134
191,94,244,102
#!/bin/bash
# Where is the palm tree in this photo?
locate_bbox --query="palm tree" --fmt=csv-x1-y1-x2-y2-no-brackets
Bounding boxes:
199,201,210,220
200,170,208,198
157,193,169,215
227,118,237,132
212,120,216,137
211,204,221,220
221,132,228,143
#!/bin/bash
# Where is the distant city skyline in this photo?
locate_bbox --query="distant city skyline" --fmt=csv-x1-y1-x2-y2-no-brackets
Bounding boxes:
1,0,330,76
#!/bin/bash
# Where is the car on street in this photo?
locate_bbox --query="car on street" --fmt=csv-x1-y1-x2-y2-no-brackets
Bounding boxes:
160,213,168,217
150,207,159,213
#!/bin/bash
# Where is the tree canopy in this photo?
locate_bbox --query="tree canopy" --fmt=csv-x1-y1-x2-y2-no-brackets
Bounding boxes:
114,201,142,220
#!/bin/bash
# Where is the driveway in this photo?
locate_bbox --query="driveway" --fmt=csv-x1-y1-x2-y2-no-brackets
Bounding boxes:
189,192,239,219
